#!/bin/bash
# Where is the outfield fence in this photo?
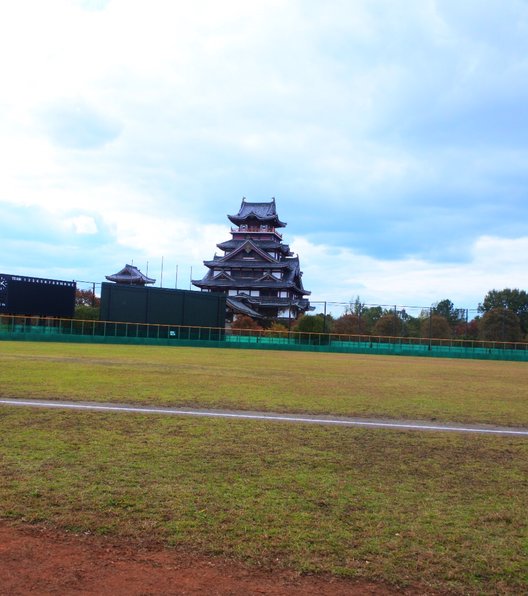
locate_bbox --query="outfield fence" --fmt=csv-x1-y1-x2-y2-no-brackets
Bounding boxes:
1,314,528,362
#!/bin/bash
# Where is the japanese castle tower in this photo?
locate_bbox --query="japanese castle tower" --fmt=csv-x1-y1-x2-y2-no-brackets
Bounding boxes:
192,198,311,320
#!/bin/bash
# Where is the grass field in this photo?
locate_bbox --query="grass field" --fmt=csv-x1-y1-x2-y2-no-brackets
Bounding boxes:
1,341,528,425
1,341,527,593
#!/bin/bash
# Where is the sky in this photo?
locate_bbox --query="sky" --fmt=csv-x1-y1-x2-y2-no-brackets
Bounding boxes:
1,0,528,315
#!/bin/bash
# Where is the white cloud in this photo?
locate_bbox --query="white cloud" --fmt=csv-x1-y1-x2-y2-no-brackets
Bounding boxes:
0,0,527,306
291,234,528,311
66,215,98,235
104,208,230,265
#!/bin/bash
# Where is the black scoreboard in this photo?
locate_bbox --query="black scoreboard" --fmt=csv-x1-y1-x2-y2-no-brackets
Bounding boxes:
0,273,76,318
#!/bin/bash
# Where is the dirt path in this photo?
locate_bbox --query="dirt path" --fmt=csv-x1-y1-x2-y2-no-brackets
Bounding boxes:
0,523,414,595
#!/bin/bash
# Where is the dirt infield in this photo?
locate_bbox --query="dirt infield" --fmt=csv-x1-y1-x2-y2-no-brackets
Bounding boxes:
0,523,409,595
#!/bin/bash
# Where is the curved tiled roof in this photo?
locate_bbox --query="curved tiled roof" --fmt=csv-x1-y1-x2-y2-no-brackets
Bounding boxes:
105,264,155,285
226,297,265,319
228,198,286,228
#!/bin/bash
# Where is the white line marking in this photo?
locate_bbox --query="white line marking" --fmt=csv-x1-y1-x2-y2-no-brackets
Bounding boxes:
1,399,527,436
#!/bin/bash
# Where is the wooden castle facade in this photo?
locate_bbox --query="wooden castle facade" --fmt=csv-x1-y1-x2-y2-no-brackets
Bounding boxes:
192,198,312,321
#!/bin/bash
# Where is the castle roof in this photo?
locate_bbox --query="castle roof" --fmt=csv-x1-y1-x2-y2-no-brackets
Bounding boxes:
228,198,286,228
226,297,265,319
193,265,310,296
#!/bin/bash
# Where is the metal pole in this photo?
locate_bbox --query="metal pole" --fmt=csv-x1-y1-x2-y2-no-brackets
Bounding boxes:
428,307,432,350
160,256,164,288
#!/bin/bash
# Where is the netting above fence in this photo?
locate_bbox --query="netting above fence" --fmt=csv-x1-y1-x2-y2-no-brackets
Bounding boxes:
306,301,485,340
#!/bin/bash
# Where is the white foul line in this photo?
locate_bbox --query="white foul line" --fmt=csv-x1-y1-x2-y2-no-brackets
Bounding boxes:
1,399,527,436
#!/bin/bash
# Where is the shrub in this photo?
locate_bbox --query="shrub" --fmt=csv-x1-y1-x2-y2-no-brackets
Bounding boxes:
74,305,100,321
231,315,263,336
267,322,288,338
294,314,330,334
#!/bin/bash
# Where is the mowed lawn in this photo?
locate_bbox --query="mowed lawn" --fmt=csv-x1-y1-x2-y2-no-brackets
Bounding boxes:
1,408,527,594
0,341,527,594
0,341,527,425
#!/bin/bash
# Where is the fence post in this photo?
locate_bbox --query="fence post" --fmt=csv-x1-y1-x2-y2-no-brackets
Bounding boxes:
428,308,432,351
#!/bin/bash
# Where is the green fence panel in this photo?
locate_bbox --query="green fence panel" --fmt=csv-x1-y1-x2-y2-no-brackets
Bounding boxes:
1,315,528,362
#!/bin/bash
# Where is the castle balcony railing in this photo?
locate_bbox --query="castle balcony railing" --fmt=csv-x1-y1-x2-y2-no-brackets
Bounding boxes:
231,226,282,238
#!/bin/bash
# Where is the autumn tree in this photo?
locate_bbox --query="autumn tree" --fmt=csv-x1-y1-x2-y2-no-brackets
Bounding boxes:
74,289,100,320
479,308,522,342
75,288,100,308
373,313,404,337
333,314,367,336
231,315,263,335
454,318,480,340
420,314,452,339
341,298,384,334
478,289,528,334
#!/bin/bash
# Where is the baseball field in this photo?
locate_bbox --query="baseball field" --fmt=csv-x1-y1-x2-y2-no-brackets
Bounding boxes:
0,341,526,594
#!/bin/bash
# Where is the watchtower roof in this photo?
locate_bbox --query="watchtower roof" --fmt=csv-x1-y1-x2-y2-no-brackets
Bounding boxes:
105,264,155,286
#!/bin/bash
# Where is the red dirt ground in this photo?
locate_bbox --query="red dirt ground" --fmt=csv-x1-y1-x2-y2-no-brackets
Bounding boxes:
0,522,414,595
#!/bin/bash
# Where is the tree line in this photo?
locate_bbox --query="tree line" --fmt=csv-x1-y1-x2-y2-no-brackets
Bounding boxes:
290,289,528,342
77,285,528,343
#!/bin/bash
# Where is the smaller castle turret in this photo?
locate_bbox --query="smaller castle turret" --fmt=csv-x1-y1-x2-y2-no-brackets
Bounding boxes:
105,264,155,286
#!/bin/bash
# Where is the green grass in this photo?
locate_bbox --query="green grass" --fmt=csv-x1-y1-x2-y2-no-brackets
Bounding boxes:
1,341,527,426
0,407,526,594
1,341,527,593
